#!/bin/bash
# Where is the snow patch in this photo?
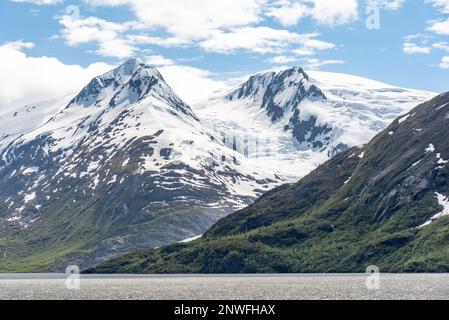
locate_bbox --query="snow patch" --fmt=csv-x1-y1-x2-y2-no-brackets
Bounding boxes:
411,159,422,168
179,235,202,243
418,193,449,228
106,175,117,185
398,114,410,124
436,102,449,111
24,192,36,203
436,153,448,165
425,144,435,153
22,167,39,175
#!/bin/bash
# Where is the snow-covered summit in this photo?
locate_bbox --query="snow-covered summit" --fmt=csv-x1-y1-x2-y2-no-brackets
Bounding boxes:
194,66,437,180
68,59,196,119
227,66,326,122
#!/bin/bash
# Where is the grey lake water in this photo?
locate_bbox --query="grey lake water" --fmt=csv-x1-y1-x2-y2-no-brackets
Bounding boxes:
0,274,449,300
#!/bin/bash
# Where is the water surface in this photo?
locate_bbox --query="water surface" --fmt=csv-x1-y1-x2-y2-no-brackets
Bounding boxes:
0,274,448,300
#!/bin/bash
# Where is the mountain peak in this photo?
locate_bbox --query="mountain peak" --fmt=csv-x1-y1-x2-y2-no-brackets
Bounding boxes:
227,65,317,103
226,65,326,122
69,58,169,108
116,58,144,75
110,58,163,85
123,57,144,67
283,65,309,79
64,58,199,122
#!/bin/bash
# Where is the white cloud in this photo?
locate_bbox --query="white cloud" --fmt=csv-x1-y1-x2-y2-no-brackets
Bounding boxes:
367,0,405,10
158,65,225,105
266,0,358,27
10,0,62,4
58,14,136,58
266,55,297,64
80,0,338,56
266,1,309,26
198,27,319,54
0,42,111,113
402,2,449,68
145,55,174,67
292,48,315,56
0,40,221,111
2,40,35,50
433,41,449,51
126,35,191,48
302,38,335,50
404,33,429,42
83,0,265,40
428,17,449,35
439,56,449,68
291,37,336,56
83,0,127,5
403,42,431,54
178,56,205,63
427,0,449,13
301,58,344,70
310,0,358,26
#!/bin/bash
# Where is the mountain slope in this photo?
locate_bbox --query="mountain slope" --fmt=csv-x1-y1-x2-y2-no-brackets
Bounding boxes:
0,95,72,152
194,67,435,179
0,59,280,272
88,91,449,273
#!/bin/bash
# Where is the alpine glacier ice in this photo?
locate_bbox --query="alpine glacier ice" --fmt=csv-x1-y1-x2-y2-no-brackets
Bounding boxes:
194,67,436,180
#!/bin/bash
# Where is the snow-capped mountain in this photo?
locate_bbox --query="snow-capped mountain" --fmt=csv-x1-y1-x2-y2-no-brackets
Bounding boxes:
0,59,280,271
0,61,438,271
194,67,436,180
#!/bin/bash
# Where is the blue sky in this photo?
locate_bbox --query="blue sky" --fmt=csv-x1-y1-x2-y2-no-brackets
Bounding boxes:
0,0,448,111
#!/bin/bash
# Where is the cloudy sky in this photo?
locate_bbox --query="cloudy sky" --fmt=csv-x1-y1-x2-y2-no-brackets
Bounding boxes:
0,0,448,112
